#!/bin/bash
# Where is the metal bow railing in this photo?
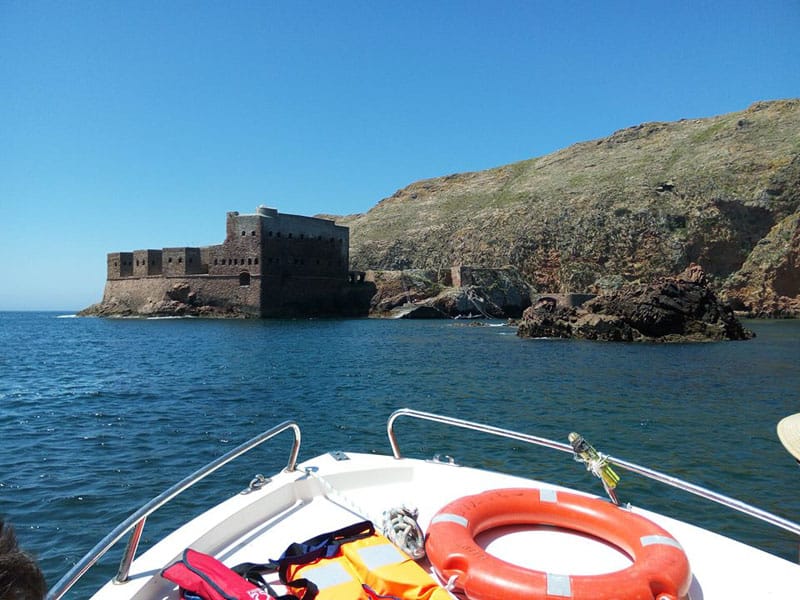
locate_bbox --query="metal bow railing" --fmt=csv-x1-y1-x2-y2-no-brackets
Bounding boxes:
47,420,301,600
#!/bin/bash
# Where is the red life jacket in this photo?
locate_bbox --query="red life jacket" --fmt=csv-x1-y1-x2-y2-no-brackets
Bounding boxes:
162,548,281,600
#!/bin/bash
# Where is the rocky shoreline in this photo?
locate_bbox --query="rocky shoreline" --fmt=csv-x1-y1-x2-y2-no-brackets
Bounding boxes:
365,267,532,319
516,264,754,342
81,264,757,344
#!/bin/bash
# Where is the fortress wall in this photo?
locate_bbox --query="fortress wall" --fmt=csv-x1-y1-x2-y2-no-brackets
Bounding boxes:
209,246,262,276
257,214,349,277
211,212,263,277
259,274,350,317
267,212,349,272
262,236,348,279
163,248,208,276
103,277,175,306
133,250,163,277
272,212,346,238
107,252,133,278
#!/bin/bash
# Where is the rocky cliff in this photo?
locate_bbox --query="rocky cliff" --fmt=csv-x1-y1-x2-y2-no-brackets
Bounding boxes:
336,100,800,317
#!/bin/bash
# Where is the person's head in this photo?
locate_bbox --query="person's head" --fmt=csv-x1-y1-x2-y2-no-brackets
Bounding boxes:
0,519,47,600
777,413,800,467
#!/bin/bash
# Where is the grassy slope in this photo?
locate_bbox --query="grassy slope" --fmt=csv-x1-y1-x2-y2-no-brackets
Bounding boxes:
335,100,800,311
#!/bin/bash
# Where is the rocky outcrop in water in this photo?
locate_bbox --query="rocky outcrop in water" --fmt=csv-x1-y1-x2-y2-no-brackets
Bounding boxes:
517,265,754,342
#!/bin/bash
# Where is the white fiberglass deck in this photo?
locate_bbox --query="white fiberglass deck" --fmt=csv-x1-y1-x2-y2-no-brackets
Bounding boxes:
89,451,800,600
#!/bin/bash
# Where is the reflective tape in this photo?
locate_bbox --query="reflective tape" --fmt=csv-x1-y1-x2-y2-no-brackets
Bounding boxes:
640,535,683,550
356,543,406,571
303,562,352,589
540,488,559,503
431,513,468,527
547,573,572,597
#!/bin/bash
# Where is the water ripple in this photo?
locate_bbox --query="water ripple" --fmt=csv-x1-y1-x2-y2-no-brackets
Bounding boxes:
1,313,799,595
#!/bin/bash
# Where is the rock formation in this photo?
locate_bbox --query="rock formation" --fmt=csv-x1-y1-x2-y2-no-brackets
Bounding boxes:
723,211,800,317
516,265,754,342
366,267,532,318
79,282,245,318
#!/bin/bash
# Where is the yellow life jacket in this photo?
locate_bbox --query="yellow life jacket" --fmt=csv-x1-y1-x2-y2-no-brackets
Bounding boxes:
280,521,450,600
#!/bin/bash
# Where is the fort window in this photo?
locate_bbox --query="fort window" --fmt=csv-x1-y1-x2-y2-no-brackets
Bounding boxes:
268,231,273,237
241,231,246,236
288,233,293,239
178,258,183,264
239,272,251,286
214,259,218,265
168,257,172,263
277,232,281,238
251,230,256,236
254,258,259,265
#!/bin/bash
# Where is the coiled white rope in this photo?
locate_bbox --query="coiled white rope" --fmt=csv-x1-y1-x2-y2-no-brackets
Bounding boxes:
305,466,426,559
381,505,426,559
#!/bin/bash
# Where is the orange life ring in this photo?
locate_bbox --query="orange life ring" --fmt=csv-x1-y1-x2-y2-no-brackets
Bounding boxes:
425,488,691,600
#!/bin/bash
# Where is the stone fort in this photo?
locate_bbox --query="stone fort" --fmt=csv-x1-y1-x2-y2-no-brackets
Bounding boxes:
103,206,371,317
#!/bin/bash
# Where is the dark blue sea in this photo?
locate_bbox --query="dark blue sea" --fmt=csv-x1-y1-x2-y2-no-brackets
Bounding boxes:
2,312,799,597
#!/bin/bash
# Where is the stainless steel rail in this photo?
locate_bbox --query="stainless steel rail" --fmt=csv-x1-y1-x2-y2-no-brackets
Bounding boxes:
387,408,800,539
47,420,301,600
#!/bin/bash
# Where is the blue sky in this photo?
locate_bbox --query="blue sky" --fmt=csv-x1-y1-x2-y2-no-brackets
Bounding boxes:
2,1,798,311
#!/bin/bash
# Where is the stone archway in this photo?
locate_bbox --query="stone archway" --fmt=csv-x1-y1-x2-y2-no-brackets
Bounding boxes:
239,271,251,286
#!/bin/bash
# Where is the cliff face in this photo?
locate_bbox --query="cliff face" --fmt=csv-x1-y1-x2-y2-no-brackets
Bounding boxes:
337,100,800,316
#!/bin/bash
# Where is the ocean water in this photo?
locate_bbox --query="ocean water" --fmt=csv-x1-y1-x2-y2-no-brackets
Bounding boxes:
1,312,799,596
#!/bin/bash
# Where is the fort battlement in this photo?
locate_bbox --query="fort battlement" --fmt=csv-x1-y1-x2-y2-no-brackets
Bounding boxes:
98,207,372,317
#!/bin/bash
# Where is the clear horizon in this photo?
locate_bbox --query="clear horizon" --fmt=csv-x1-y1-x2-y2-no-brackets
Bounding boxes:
2,1,798,311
